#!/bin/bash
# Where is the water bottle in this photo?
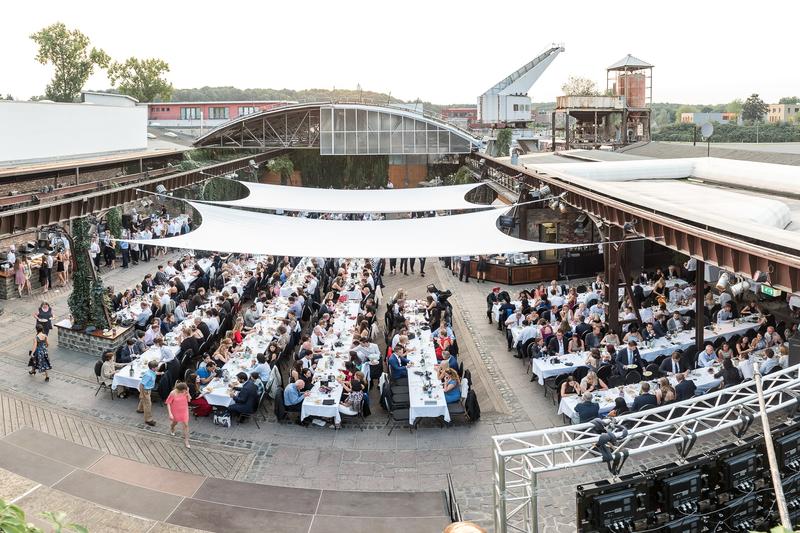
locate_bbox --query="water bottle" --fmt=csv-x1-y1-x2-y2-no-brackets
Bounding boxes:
129,365,134,377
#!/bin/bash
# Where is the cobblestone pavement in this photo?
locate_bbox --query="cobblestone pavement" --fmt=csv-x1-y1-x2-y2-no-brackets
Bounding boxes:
5,254,735,532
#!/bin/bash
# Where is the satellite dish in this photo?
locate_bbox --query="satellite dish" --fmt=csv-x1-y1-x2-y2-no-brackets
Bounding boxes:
700,122,714,139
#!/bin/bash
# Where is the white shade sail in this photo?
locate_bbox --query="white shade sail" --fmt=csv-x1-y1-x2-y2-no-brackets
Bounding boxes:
127,201,572,258
202,181,487,213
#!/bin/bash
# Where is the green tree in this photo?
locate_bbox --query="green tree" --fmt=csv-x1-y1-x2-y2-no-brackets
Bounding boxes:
742,93,768,123
0,498,87,533
560,76,599,96
267,155,295,186
30,23,110,102
726,99,744,114
108,57,172,102
67,217,109,330
3,94,12,101
105,207,122,242
778,96,799,104
445,166,474,185
495,128,513,157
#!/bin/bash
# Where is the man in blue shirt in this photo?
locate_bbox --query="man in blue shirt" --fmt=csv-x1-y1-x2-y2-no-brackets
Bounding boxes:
119,238,130,269
284,379,306,413
137,360,159,426
697,344,717,368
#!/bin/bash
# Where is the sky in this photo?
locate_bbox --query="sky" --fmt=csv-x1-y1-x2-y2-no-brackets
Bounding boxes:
1,0,796,105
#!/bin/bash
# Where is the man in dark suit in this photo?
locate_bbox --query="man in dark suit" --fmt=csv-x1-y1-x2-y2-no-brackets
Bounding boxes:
178,327,200,361
154,265,170,285
632,281,645,309
674,373,697,401
486,287,500,324
194,317,210,340
632,382,658,411
615,340,643,375
242,272,257,302
547,331,568,355
659,351,687,375
574,392,600,423
142,274,155,293
228,372,259,419
116,339,136,364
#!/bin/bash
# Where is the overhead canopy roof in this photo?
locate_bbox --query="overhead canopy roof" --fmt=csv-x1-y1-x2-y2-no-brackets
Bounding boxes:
127,201,571,258
607,54,653,70
528,157,800,253
203,182,487,213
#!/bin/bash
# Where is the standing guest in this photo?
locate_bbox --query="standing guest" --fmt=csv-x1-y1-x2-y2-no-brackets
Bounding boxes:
476,255,488,283
39,253,53,293
28,323,51,381
458,254,471,282
55,249,67,287
33,302,53,336
138,360,159,426
166,382,192,448
15,258,28,297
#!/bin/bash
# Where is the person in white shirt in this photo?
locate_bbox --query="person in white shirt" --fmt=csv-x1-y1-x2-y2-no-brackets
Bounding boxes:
718,292,732,307
738,352,754,380
548,289,564,308
7,246,16,266
164,261,177,277
143,321,161,346
89,237,101,269
669,286,685,304
516,321,539,346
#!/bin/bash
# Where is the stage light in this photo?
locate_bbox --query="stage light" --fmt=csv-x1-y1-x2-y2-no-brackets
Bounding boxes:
753,270,769,283
716,272,730,291
730,280,751,297
622,219,638,233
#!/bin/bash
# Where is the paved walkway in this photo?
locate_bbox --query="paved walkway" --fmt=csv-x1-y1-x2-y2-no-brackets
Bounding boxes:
0,427,449,533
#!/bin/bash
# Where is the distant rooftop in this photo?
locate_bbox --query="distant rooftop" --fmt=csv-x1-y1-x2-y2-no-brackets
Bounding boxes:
145,100,297,106
607,54,653,71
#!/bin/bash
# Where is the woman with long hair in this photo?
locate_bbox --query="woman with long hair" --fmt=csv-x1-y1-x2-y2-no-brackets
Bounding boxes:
656,377,676,404
28,323,51,381
442,368,462,404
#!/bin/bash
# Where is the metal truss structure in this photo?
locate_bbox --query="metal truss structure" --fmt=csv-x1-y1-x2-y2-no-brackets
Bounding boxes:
194,102,479,155
492,365,800,533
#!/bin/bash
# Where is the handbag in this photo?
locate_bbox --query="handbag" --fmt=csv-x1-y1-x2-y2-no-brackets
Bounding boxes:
27,350,35,368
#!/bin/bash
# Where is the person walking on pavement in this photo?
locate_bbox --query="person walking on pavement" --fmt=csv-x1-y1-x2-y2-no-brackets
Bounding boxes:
137,360,160,426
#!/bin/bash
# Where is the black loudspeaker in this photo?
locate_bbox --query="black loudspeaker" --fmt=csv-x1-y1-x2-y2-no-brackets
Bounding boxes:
789,331,800,368
121,214,133,230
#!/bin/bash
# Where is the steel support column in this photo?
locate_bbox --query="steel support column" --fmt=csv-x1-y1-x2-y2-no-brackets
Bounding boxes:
695,259,705,355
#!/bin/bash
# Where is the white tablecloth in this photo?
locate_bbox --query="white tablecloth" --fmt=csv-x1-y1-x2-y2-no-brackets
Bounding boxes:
111,343,180,390
404,303,451,425
558,367,721,420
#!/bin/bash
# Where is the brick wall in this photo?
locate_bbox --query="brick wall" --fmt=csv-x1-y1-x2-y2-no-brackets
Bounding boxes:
56,323,134,357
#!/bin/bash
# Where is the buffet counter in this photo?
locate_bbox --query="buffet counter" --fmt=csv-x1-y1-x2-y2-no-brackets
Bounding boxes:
468,260,558,286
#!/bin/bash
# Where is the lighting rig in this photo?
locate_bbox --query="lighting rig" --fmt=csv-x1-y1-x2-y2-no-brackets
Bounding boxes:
576,419,800,532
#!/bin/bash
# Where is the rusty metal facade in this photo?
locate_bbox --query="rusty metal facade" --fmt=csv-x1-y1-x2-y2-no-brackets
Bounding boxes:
474,154,800,292
0,151,276,237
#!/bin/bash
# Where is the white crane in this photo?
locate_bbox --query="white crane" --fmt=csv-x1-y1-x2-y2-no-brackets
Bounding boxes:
478,44,564,127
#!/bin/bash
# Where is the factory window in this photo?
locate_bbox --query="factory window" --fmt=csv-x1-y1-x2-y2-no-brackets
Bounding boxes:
238,106,257,116
513,104,519,111
207,107,229,120
180,107,200,120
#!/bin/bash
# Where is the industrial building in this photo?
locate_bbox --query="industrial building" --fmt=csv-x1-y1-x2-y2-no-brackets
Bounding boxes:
768,103,800,123
146,100,295,132
550,54,653,151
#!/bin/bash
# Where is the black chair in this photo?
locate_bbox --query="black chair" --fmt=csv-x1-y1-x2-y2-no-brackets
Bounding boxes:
239,391,266,429
644,363,661,378
596,364,613,385
572,366,590,383
608,374,625,388
447,400,467,424
381,385,411,436
543,374,567,404
624,371,642,385
653,354,668,368
93,360,114,400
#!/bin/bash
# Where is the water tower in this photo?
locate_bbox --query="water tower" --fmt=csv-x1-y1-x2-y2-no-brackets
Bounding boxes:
607,54,653,109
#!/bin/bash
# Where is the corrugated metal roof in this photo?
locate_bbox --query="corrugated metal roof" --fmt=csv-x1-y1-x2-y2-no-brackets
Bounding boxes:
607,54,653,70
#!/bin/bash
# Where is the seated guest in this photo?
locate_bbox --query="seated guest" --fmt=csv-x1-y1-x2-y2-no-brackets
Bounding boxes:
560,375,581,397
660,351,687,375
717,342,735,360
442,368,462,404
547,330,568,355
608,397,629,418
567,333,584,354
227,372,258,421
632,382,657,411
779,345,790,369
251,354,271,383
667,311,684,333
738,351,755,380
655,377,676,404
765,326,783,347
117,338,136,364
642,322,661,341
142,320,161,346
283,379,307,413
674,372,696,401
585,326,603,349
580,371,607,393
715,357,743,387
134,302,152,330
388,345,410,380
760,348,779,374
585,349,601,371
623,325,643,344
601,330,620,347
697,344,717,368
196,360,217,385
573,392,599,424
100,351,128,398
187,373,212,417
717,302,734,323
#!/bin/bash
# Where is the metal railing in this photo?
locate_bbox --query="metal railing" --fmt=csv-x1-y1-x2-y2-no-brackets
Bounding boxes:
446,473,463,523
492,364,800,533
